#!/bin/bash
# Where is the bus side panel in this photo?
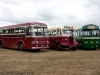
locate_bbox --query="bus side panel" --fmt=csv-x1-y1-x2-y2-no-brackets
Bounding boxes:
10,37,26,49
25,37,49,50
3,37,12,48
0,35,3,40
25,37,35,49
49,37,56,49
69,36,74,46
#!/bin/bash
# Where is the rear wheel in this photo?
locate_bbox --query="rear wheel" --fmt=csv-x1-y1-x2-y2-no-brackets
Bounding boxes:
56,43,62,51
18,43,24,50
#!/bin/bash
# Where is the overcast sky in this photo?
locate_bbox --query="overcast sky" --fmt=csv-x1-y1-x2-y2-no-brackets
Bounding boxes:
0,0,100,28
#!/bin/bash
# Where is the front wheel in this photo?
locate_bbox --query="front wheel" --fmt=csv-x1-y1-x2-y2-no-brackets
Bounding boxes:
72,47,77,51
0,42,3,48
56,43,63,51
34,49,40,51
18,43,24,50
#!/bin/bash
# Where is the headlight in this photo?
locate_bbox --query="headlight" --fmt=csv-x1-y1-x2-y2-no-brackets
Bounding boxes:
96,41,99,43
85,41,88,43
65,38,67,41
35,41,38,44
47,41,49,44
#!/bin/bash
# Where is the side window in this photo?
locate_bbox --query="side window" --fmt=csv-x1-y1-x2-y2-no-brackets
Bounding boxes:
3,30,6,34
19,27,25,33
57,29,61,36
79,30,83,37
48,31,51,36
0,30,3,34
51,30,56,36
73,30,77,36
6,29,10,34
10,29,14,34
99,30,100,36
26,26,30,36
14,28,19,33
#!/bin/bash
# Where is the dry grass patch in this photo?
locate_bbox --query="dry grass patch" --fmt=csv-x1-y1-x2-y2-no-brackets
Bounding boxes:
0,48,100,75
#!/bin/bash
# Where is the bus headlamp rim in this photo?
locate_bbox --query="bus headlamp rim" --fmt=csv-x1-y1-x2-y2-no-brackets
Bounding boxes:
35,41,38,44
47,41,49,44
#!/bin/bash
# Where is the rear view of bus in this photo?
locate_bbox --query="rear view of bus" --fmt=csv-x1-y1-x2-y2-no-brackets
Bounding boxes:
48,26,78,51
0,22,49,51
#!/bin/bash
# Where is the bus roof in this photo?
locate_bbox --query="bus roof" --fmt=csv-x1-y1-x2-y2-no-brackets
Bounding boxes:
0,22,47,29
48,25,77,31
82,24,99,30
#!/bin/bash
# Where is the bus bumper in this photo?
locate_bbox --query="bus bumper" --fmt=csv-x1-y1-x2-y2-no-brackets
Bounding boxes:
31,46,49,49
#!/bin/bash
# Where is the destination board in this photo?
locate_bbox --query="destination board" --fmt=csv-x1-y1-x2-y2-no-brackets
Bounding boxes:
88,26,95,29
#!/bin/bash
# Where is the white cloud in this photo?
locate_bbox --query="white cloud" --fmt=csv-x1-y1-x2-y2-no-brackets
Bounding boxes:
0,0,100,28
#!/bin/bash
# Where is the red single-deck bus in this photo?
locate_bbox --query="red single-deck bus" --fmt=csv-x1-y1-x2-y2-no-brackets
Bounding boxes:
0,22,49,51
48,25,78,50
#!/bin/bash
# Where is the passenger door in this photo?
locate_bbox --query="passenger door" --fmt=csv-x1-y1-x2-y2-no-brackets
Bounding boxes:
50,30,57,48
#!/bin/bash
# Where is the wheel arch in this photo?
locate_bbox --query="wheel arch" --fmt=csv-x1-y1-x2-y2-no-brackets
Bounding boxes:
18,40,25,50
56,41,61,47
18,40,25,45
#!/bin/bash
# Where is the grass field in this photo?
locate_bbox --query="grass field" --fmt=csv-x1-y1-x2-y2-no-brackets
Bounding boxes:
0,48,100,75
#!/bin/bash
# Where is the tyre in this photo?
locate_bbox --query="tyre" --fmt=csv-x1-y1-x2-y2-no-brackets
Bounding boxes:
56,43,62,51
34,49,40,51
37,49,40,51
18,43,24,50
72,47,77,51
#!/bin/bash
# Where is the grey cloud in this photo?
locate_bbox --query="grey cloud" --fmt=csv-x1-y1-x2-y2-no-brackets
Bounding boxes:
87,0,100,7
0,0,100,28
83,3,92,8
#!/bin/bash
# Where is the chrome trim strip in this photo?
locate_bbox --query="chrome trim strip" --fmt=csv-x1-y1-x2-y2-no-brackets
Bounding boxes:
31,47,49,49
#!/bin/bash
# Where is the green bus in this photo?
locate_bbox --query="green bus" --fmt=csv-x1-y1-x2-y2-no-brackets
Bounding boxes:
73,24,100,49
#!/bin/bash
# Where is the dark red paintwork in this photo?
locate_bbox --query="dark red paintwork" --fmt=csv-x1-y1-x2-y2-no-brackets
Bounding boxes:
0,36,49,49
49,36,78,49
0,22,47,29
0,22,49,50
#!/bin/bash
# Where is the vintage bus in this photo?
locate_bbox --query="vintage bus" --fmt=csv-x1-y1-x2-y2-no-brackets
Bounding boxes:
0,22,49,51
73,24,100,49
48,25,78,50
